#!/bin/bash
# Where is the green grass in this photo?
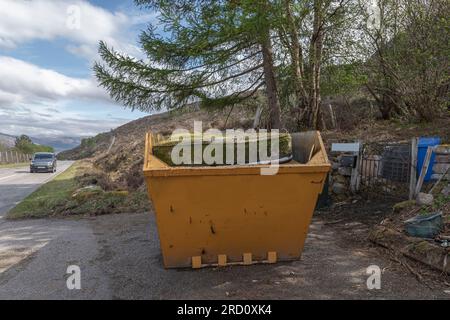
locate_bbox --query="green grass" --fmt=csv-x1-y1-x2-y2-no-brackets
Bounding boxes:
7,162,80,219
0,162,29,169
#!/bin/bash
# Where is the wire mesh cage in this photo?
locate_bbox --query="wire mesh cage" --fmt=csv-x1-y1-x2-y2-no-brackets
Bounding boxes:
359,141,411,197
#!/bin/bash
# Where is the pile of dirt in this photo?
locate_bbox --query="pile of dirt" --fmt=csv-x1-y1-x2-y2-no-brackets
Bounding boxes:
65,160,151,216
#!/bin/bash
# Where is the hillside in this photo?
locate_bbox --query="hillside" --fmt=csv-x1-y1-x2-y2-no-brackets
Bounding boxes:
0,132,80,153
59,101,450,194
0,132,16,148
58,106,256,190
32,136,81,153
20,101,450,218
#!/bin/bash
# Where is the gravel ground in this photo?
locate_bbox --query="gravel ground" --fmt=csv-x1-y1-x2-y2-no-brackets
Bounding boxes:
0,211,448,299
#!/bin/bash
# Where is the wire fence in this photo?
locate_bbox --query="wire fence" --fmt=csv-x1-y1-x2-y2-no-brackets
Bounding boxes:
359,141,412,198
0,150,31,164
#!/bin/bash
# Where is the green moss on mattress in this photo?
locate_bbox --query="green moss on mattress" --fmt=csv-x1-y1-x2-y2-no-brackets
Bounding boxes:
153,132,292,166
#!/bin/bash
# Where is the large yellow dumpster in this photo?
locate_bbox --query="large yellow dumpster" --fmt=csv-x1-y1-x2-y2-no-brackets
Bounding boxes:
143,131,330,268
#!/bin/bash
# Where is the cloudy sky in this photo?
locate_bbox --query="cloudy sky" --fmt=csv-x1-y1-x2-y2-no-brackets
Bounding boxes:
0,0,158,139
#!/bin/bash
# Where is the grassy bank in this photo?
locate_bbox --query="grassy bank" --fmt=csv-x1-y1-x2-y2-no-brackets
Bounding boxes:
0,162,29,169
7,162,82,219
7,160,150,220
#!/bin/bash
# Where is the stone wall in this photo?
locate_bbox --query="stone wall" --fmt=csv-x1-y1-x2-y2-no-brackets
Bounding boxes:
328,153,353,200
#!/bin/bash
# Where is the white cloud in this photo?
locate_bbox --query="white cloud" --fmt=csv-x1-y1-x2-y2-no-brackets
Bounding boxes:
0,56,109,106
0,0,156,140
0,104,131,138
0,91,21,106
0,55,129,138
0,0,153,60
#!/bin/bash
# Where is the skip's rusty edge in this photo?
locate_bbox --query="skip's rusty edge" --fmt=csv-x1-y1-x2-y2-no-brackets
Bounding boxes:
143,131,331,269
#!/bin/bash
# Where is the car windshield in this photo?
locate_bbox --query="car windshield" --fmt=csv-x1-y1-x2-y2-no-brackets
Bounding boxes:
34,154,53,160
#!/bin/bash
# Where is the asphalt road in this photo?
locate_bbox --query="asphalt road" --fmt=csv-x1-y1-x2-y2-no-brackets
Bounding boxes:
0,163,448,299
0,161,77,277
0,161,74,219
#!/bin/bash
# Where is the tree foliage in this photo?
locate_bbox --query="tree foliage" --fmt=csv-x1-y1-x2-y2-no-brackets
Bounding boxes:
95,0,449,130
357,0,449,120
95,0,283,127
14,135,54,154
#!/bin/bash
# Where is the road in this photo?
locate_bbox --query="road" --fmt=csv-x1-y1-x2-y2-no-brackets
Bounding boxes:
0,163,448,299
0,161,78,277
0,161,73,218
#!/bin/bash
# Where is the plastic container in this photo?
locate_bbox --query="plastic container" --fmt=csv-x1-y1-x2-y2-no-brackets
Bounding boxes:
404,212,443,238
143,131,331,268
417,137,441,182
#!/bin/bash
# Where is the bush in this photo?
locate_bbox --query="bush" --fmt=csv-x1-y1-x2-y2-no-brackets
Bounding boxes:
15,135,53,154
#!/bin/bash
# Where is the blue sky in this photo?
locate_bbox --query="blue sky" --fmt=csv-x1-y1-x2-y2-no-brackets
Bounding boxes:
0,0,159,139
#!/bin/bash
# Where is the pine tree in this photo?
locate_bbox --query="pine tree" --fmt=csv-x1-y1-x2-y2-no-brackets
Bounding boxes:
94,0,282,128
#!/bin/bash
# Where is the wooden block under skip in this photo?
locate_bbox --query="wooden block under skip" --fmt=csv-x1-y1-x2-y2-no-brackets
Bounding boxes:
218,254,227,266
243,253,252,265
192,256,202,269
267,251,277,263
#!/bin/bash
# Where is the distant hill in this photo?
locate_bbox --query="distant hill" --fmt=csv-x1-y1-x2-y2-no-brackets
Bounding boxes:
0,132,16,148
31,136,82,153
0,132,81,153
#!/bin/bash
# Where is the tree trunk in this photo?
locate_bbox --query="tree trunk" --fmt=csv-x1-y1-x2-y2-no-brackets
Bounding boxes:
284,0,308,106
365,83,391,119
261,31,282,130
308,0,324,129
